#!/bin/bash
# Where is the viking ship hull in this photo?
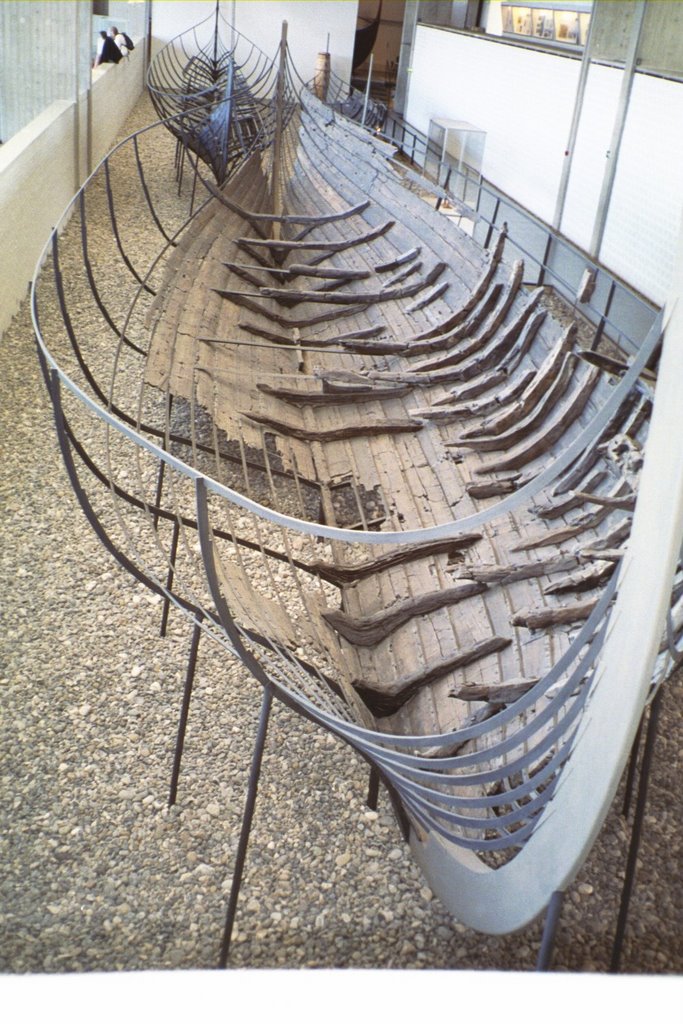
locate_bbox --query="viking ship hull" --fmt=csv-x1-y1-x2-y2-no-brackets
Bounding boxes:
31,13,683,957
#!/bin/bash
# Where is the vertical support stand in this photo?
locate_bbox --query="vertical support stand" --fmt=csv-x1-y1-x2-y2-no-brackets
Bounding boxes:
160,519,180,638
483,197,501,249
535,890,565,971
361,52,374,127
168,613,204,806
271,21,288,239
621,714,644,819
610,687,664,973
219,684,274,968
366,766,380,810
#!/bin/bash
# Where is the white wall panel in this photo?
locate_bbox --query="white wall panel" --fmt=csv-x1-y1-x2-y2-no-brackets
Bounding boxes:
0,102,75,337
600,74,683,306
0,46,145,339
559,63,621,253
406,26,580,223
151,1,358,85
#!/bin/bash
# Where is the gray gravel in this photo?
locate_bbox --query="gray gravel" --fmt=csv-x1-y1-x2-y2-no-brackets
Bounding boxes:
1,91,681,975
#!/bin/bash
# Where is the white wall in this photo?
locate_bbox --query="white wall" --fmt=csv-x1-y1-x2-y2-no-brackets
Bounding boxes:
405,25,683,305
406,26,580,225
558,63,622,252
90,45,146,167
0,44,145,339
0,101,76,337
600,72,683,306
151,1,359,86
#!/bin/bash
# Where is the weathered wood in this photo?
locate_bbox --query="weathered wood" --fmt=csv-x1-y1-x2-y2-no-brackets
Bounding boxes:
322,581,487,646
512,600,599,629
404,280,450,313
236,219,395,253
287,263,371,280
352,635,512,714
475,366,599,476
543,560,614,595
532,469,608,519
466,478,519,498
385,261,423,287
515,517,632,555
460,324,576,439
455,554,583,586
308,534,482,586
457,351,576,452
410,225,507,340
374,246,421,272
420,370,536,423
226,261,372,283
578,348,657,385
453,677,539,703
572,489,636,512
256,381,414,406
409,262,524,375
409,282,504,354
207,183,371,226
215,290,371,328
256,262,446,306
243,411,422,442
330,326,389,343
551,394,640,496
450,297,546,385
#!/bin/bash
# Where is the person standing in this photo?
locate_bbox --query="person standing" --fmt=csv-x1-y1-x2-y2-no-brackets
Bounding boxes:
94,29,122,66
110,26,129,59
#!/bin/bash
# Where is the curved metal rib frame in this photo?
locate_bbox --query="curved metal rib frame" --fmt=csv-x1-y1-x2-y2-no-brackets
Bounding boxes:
30,16,683,962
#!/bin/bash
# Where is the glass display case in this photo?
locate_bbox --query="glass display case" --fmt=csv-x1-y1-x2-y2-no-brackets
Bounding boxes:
501,2,591,48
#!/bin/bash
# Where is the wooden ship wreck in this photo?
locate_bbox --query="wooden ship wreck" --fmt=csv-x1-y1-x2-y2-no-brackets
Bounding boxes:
31,9,683,964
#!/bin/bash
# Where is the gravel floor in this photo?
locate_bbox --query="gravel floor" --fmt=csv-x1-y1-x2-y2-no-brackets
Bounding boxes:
1,91,681,976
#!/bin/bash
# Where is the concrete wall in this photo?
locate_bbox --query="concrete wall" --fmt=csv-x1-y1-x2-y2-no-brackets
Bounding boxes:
150,1,359,86
0,100,76,336
90,44,146,167
0,42,145,339
405,25,683,306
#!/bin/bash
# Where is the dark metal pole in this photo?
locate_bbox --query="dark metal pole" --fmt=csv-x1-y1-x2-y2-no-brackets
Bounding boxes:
484,197,500,249
610,687,664,973
218,684,274,968
535,890,565,971
160,518,180,638
621,714,645,819
168,613,204,806
366,765,380,810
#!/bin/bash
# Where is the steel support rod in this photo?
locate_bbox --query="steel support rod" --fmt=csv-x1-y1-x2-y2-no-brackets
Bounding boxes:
610,686,664,973
219,684,274,968
366,765,380,810
168,613,204,806
552,8,595,231
160,518,180,638
589,2,646,258
535,890,565,971
621,714,645,819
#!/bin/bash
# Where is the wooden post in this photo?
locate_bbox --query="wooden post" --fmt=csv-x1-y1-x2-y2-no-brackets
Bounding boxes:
271,21,288,239
361,52,374,126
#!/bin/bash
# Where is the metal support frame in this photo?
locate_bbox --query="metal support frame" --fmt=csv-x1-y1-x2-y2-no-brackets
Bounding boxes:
610,686,665,973
366,766,380,811
159,519,180,638
219,684,274,968
168,613,204,806
535,890,565,971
